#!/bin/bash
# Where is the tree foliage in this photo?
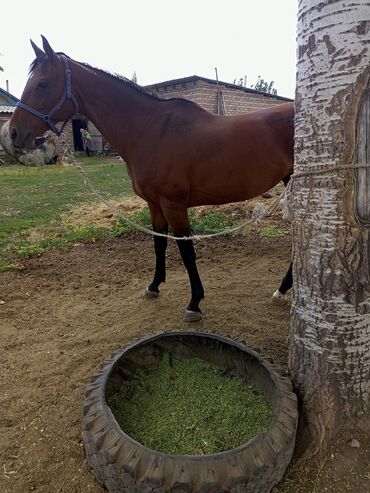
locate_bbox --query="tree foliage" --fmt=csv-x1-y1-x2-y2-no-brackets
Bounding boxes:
233,74,278,95
251,76,277,95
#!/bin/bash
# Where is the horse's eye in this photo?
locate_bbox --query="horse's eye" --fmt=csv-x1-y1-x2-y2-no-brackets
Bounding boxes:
37,80,48,89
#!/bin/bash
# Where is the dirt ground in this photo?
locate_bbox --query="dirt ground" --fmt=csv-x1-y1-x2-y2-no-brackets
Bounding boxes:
0,232,368,492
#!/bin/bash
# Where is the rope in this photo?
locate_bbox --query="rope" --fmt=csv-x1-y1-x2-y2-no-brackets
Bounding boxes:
290,163,369,178
71,158,285,241
57,133,369,241
281,162,369,221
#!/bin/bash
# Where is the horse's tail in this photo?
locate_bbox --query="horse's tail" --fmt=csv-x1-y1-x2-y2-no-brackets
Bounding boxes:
282,173,292,186
281,110,294,178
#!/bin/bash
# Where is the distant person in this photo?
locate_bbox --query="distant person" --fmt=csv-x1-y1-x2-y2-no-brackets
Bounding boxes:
80,128,92,157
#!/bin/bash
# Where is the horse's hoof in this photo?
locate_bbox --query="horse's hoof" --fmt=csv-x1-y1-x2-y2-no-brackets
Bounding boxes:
144,287,159,299
183,309,202,322
271,289,288,304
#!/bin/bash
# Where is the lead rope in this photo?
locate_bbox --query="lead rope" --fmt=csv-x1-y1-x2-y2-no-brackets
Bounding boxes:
58,134,369,241
58,134,285,241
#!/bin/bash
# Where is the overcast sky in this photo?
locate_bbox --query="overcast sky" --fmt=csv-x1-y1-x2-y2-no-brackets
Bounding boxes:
0,0,298,100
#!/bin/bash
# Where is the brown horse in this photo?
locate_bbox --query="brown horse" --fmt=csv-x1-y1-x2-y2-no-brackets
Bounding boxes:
10,36,294,321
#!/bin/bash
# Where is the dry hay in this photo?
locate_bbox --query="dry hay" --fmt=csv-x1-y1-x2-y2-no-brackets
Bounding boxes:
60,196,146,229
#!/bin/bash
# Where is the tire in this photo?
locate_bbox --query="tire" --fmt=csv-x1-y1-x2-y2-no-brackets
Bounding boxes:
82,331,298,493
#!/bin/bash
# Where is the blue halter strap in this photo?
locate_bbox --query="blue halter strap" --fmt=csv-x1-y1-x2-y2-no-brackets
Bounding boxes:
16,55,79,136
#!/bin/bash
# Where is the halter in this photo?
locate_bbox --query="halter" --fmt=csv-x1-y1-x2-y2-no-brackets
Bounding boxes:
16,55,79,136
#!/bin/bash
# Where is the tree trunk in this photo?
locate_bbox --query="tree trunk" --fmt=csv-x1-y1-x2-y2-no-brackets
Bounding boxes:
289,0,370,456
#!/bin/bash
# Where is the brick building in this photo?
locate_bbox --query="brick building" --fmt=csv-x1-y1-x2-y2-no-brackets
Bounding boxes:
146,75,293,115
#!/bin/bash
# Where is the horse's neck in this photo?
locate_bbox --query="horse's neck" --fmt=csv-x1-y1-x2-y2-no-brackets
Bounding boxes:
72,62,159,162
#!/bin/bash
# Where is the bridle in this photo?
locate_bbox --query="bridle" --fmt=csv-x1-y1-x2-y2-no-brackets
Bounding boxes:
16,54,79,136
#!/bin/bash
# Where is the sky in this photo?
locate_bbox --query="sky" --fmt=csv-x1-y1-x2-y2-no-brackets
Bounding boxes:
0,0,298,100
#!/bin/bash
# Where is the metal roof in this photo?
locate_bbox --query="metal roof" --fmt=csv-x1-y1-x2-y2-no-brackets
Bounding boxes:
0,105,15,113
0,87,19,104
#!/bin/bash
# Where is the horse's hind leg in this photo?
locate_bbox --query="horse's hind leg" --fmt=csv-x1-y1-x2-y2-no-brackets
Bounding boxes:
145,204,168,298
272,175,293,304
272,262,292,304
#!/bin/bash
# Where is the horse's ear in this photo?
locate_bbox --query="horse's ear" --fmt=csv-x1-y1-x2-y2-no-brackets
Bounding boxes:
41,35,55,57
30,39,45,59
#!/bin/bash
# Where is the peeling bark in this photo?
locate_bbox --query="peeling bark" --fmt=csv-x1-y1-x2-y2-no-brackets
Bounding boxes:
289,0,370,456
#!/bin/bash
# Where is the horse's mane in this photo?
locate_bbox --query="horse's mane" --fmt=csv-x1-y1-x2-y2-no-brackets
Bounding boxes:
79,60,163,102
29,53,204,109
79,61,204,109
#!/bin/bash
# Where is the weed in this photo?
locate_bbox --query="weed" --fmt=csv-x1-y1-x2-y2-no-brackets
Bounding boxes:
311,459,327,493
189,210,236,233
260,224,284,238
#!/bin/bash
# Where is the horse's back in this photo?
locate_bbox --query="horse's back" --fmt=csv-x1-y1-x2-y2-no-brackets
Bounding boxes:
134,100,295,207
182,103,295,205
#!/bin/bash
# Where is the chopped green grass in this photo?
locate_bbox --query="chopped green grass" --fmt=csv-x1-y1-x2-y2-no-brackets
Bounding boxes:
108,354,272,455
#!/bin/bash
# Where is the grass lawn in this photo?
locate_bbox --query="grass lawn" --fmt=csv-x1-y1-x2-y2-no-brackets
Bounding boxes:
0,156,134,270
0,156,240,271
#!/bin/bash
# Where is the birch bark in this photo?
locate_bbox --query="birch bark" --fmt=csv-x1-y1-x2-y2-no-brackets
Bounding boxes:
289,0,370,455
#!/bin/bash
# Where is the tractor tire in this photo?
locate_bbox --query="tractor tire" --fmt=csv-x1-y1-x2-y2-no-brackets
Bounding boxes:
82,331,298,493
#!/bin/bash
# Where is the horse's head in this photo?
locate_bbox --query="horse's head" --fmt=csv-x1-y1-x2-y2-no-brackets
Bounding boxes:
10,36,78,151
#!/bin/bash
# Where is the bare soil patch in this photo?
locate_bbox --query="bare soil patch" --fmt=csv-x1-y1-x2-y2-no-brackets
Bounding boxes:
0,232,368,492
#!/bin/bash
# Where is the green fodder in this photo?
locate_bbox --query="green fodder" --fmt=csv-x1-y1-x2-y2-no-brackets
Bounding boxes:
108,354,272,455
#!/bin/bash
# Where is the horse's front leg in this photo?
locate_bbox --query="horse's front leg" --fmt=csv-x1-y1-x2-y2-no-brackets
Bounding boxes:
176,237,205,321
162,204,204,321
145,204,168,298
